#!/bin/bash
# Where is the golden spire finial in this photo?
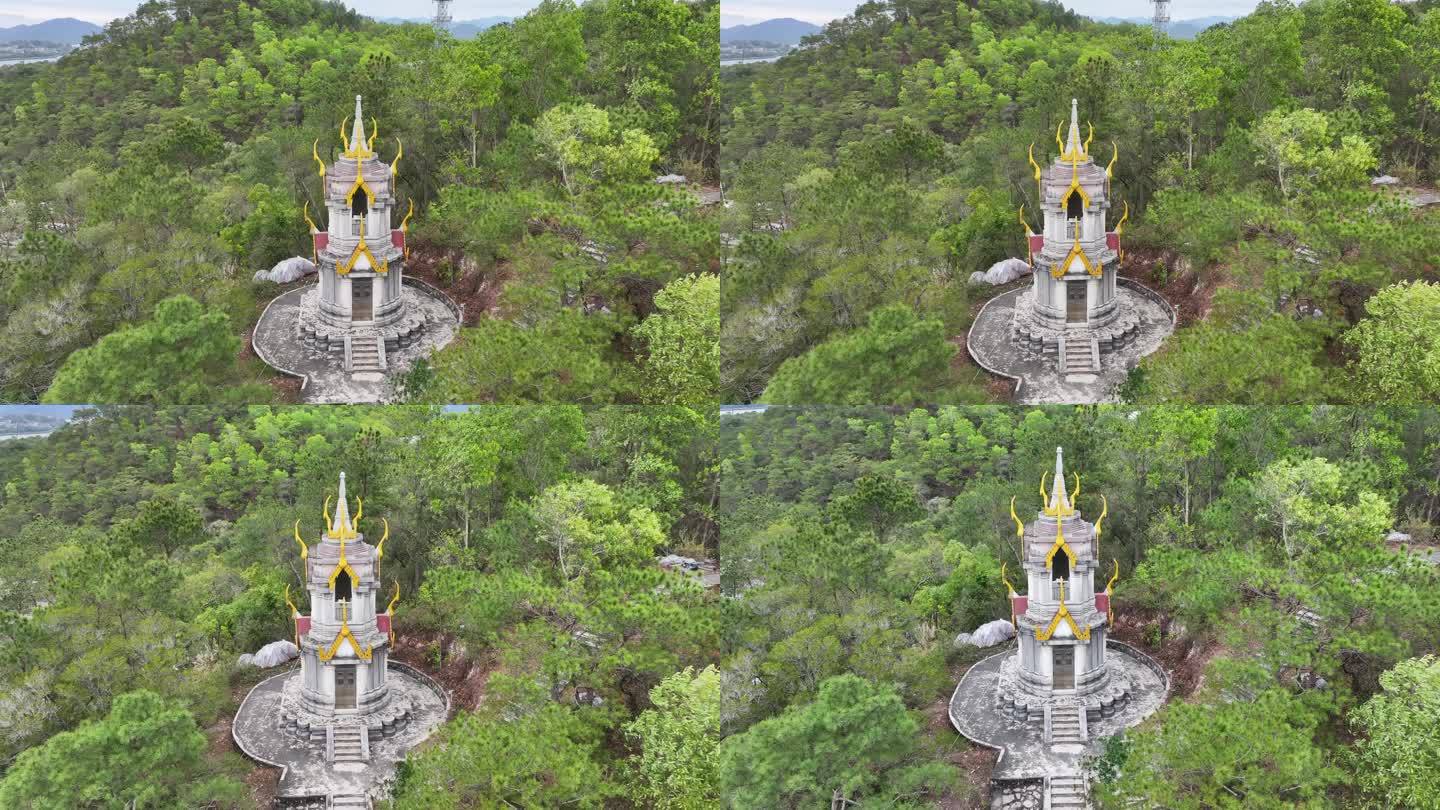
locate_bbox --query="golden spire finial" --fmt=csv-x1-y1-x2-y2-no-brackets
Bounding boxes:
353,497,363,535
292,520,309,576
339,116,350,152
284,584,301,646
1028,142,1042,182
1020,205,1036,267
391,137,403,177
375,517,390,576
367,117,378,153
1083,121,1094,156
1114,200,1130,262
1009,495,1024,537
323,495,333,535
386,581,400,643
1055,120,1064,156
312,139,325,180
1106,141,1118,180
1105,559,1120,623
1000,562,1017,627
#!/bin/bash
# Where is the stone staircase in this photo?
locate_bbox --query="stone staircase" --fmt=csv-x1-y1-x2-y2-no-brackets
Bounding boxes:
1062,335,1097,375
331,724,368,763
1049,704,1084,746
350,336,383,373
1048,773,1090,810
330,795,369,810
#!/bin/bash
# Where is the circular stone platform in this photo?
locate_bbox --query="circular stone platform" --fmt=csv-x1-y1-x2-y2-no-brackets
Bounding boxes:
252,281,460,403
966,279,1174,404
948,641,1169,780
232,662,449,802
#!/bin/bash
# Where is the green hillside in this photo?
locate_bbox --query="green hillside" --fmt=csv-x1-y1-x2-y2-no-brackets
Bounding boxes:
0,404,719,806
0,0,718,405
720,0,1440,405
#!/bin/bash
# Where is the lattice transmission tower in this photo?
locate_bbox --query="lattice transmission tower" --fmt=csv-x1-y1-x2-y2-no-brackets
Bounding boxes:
1150,0,1171,40
433,0,453,33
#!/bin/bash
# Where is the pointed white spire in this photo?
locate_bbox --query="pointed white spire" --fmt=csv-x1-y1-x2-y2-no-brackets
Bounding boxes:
349,95,366,154
1050,446,1069,512
333,471,352,535
1066,98,1081,155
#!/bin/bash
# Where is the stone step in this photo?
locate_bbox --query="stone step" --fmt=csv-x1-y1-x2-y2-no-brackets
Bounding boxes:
331,796,368,809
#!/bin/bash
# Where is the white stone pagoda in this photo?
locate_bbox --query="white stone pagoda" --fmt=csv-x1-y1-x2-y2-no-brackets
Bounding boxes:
997,447,1132,732
301,96,424,367
1014,101,1142,370
282,472,413,748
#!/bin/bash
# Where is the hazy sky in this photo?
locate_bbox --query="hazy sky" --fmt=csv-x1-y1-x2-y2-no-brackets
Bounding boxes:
0,1,538,26
722,1,1263,28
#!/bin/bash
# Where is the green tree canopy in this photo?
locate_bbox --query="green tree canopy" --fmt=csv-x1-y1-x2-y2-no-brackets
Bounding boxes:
623,665,721,809
761,305,962,406
1350,655,1440,809
718,674,954,809
0,690,246,809
1344,280,1440,403
43,295,267,405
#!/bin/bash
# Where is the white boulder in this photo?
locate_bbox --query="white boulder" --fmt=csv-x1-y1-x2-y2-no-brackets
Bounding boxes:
968,258,1032,286
955,619,1016,648
251,639,300,668
1371,175,1400,186
253,256,316,284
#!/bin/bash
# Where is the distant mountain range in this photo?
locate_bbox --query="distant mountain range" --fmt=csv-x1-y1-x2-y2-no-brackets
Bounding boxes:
375,16,512,38
1095,15,1238,39
721,18,821,46
0,17,101,44
0,405,83,436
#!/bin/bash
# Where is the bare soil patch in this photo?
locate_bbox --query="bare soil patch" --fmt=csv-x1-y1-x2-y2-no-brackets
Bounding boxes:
1118,246,1216,329
390,628,495,713
1110,605,1222,700
405,239,509,326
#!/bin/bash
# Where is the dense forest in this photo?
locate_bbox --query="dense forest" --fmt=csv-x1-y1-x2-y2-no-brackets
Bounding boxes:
0,0,719,406
720,0,1440,405
718,406,1440,807
0,405,719,806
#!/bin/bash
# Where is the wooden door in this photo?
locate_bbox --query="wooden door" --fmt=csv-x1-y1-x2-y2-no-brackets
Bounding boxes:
335,665,356,708
1053,646,1074,689
1066,281,1086,324
352,278,373,321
